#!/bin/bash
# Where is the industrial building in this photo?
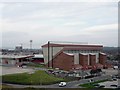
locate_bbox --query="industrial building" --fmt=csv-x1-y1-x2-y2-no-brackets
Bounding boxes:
0,54,44,65
42,43,107,70
0,55,34,65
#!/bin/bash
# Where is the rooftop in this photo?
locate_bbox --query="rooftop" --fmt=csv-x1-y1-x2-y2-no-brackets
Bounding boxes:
42,43,103,48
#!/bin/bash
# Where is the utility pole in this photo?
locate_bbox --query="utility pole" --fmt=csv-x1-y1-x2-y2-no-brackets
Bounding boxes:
48,41,50,67
51,46,53,68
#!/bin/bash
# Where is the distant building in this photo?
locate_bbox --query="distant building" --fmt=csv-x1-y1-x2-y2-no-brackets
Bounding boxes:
2,48,42,55
0,55,34,65
31,54,44,64
15,46,23,51
42,43,107,70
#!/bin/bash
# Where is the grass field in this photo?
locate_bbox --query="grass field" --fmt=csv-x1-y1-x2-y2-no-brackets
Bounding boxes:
2,70,66,85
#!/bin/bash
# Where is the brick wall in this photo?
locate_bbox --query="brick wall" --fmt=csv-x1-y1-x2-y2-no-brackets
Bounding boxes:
99,53,107,65
89,54,96,66
48,52,74,71
79,54,88,66
45,52,107,71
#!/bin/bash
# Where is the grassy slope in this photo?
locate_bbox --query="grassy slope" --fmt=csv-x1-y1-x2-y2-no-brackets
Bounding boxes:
2,70,65,85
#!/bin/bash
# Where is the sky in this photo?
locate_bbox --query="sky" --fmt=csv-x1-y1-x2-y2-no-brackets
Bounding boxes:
0,0,119,49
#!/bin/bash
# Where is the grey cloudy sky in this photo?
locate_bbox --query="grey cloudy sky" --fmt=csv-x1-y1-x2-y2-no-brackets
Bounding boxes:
0,0,119,49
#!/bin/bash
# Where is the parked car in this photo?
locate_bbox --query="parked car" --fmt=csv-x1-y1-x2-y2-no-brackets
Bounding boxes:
110,84,118,87
88,79,94,82
97,85,105,88
113,66,118,69
117,86,120,89
59,82,66,87
112,78,117,81
18,63,27,68
93,84,100,88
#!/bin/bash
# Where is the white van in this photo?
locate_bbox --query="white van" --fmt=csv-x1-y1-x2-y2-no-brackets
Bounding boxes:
59,82,67,87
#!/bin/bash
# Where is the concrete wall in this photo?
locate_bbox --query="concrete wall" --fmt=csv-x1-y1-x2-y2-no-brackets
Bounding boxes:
74,53,79,64
42,47,64,64
96,53,99,63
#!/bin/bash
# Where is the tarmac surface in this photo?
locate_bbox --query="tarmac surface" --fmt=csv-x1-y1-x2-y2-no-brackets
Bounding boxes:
99,79,119,88
0,65,34,76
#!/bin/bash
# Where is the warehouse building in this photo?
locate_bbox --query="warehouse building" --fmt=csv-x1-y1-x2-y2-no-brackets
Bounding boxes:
42,42,107,71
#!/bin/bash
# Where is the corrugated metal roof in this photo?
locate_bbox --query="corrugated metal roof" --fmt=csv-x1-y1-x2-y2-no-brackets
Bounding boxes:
34,54,43,58
0,55,34,59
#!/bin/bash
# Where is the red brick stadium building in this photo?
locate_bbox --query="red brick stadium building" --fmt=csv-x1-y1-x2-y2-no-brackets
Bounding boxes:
42,43,107,70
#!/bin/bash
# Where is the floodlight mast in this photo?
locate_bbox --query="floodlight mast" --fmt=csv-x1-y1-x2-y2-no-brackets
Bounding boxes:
30,40,33,49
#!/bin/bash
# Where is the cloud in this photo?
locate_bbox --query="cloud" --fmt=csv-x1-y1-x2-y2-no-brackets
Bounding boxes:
63,21,86,26
84,23,118,33
0,0,119,3
0,1,118,48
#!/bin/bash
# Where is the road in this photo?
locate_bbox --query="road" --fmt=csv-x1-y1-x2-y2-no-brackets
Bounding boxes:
46,75,112,88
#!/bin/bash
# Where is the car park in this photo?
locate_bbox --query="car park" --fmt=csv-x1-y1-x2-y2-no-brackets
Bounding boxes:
59,82,67,87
